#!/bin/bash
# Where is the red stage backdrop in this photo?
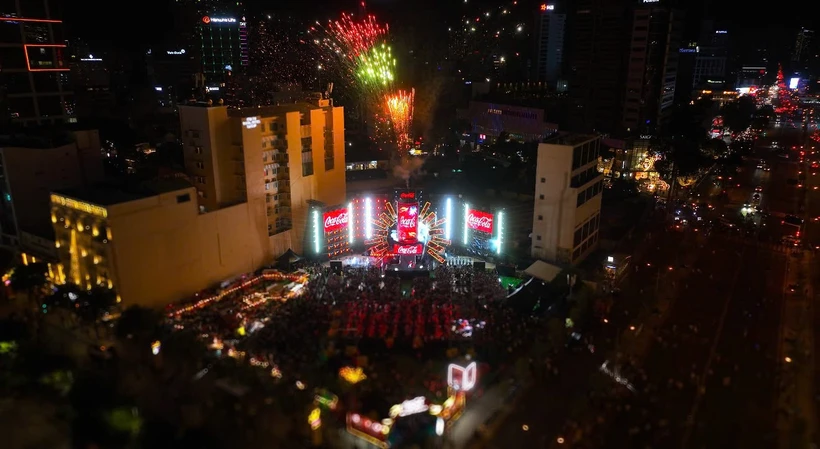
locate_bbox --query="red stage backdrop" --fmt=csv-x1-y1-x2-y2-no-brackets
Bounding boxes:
323,209,349,233
397,202,419,243
467,209,494,233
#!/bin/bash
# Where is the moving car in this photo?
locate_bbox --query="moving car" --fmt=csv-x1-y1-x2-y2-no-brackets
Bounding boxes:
755,185,763,192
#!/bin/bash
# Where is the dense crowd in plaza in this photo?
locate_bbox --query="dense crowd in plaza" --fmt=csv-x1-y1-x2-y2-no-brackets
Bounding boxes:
163,264,536,407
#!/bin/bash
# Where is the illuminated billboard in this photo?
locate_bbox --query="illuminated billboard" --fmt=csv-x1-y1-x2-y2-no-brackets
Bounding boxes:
323,209,349,233
393,243,424,255
789,77,800,89
466,209,494,233
24,44,69,72
396,202,419,244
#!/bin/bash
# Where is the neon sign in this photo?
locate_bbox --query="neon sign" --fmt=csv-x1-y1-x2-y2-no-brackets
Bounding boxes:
167,49,186,55
242,116,261,129
202,16,236,24
448,362,477,391
540,4,554,11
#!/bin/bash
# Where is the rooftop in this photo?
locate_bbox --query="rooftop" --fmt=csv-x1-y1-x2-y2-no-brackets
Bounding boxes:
54,178,193,207
543,133,599,147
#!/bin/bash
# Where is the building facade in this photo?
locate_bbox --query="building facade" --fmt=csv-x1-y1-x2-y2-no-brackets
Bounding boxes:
0,1,75,125
179,97,346,250
692,22,730,90
622,5,683,134
535,4,565,86
197,13,248,92
456,100,558,145
0,129,103,251
532,134,603,265
566,0,632,135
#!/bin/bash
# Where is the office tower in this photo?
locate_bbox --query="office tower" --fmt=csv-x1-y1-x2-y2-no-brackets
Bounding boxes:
536,3,566,85
197,14,248,93
0,1,75,125
566,0,632,135
692,20,729,89
675,41,698,104
532,134,603,265
622,4,683,134
792,27,813,66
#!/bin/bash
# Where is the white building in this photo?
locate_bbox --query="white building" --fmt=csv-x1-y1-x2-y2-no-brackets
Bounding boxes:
532,134,603,265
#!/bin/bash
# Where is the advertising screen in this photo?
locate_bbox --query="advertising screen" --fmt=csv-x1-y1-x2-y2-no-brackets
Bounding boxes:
466,209,494,233
393,243,424,255
397,202,419,243
323,209,349,233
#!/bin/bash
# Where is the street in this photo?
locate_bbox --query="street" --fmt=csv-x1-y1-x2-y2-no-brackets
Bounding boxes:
469,126,814,449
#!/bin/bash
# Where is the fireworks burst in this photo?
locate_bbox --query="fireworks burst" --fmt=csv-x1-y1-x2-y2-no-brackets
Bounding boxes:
357,43,396,88
312,13,388,61
384,89,415,154
309,13,395,99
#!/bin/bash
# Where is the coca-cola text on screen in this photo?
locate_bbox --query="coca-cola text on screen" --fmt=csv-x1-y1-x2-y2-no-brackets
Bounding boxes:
323,210,349,233
466,209,494,233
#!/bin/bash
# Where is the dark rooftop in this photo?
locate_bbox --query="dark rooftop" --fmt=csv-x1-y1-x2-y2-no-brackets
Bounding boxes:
54,178,194,207
544,133,599,147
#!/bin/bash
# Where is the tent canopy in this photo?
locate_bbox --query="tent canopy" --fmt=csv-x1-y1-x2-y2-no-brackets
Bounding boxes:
277,249,303,265
524,260,563,283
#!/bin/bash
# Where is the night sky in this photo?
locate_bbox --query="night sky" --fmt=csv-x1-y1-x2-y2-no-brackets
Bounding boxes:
61,0,807,59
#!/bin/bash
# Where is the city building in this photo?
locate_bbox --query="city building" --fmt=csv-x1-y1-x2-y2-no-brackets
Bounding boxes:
792,27,814,69
67,42,115,120
0,129,103,254
566,0,632,135
147,46,198,106
535,3,565,86
197,13,248,92
0,4,75,126
49,94,346,307
692,22,730,90
675,41,698,104
49,179,252,306
736,65,767,89
456,101,558,146
622,4,683,134
532,134,603,265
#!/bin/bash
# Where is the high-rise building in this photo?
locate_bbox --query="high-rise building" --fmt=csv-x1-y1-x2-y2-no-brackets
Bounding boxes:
692,21,729,90
622,5,683,134
197,13,248,92
178,94,346,246
535,3,566,86
0,2,75,125
792,27,814,67
67,41,115,120
566,0,632,135
532,134,603,265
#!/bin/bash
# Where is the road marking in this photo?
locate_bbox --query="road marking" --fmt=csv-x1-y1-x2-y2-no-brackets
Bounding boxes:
680,246,746,449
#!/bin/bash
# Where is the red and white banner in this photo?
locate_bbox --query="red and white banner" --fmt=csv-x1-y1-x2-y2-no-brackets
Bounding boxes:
467,209,494,233
393,243,424,255
323,209,349,233
397,202,419,244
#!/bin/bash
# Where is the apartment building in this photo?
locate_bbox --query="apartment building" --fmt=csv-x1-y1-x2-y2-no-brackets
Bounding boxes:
532,134,603,265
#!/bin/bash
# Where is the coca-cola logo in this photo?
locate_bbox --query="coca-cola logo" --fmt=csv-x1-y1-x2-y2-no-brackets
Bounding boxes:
323,210,349,232
398,217,417,227
467,210,494,233
394,244,422,255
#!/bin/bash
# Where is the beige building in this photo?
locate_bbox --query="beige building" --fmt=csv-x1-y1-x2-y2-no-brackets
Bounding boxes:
532,134,603,265
0,129,103,254
50,97,346,308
